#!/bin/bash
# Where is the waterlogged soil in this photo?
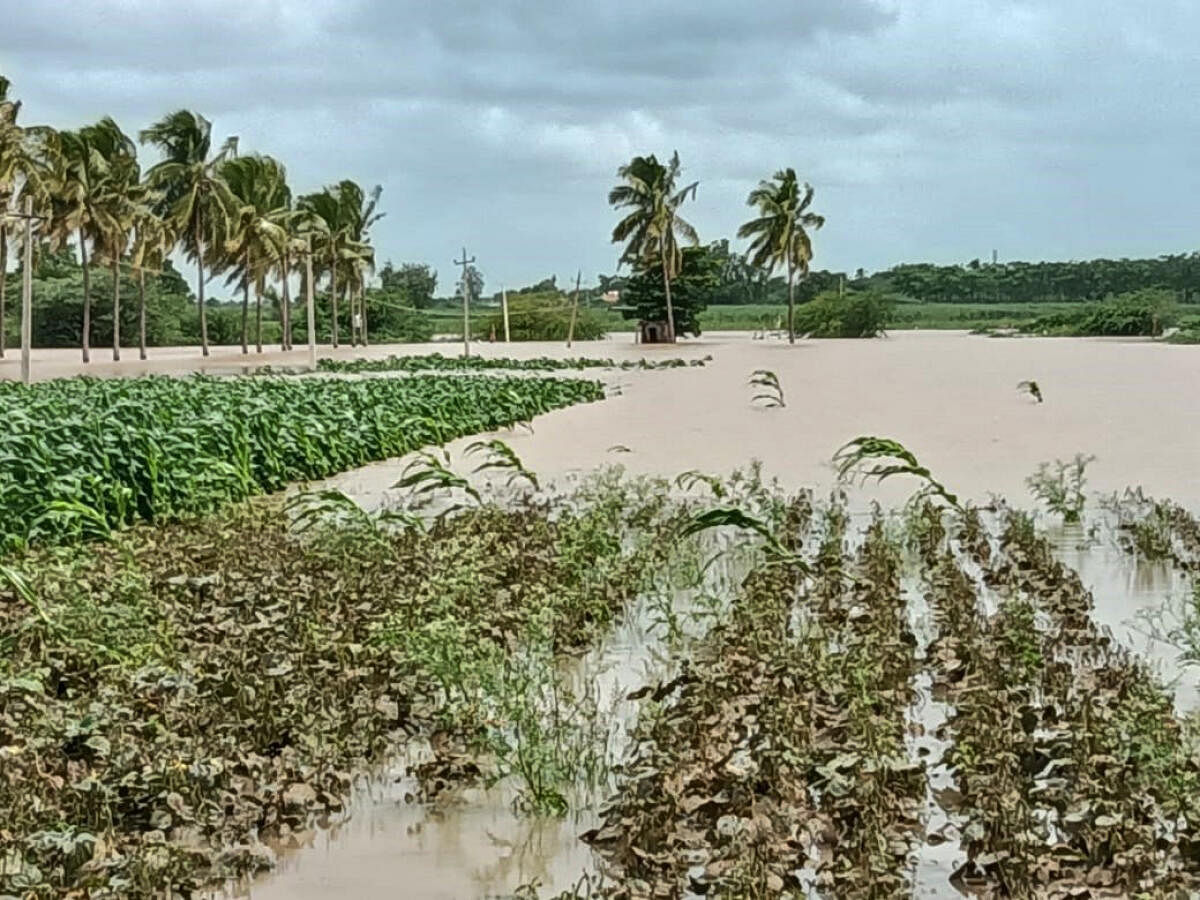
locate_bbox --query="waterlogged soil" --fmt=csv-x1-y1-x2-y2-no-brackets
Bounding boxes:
0,480,688,897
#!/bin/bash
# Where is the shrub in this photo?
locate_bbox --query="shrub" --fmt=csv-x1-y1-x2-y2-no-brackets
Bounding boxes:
793,290,893,338
1022,289,1176,337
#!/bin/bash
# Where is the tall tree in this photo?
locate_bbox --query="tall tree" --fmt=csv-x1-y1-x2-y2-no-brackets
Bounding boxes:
139,110,237,357
608,151,698,342
337,181,383,346
218,154,289,354
296,187,343,346
46,118,133,363
129,207,174,360
0,78,45,358
94,125,141,361
738,168,824,344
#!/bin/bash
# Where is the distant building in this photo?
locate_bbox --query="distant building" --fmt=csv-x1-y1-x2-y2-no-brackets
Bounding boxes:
602,290,621,304
638,320,674,344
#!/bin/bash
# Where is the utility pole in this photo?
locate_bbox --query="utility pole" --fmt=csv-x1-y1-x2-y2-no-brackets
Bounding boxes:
455,247,475,358
566,269,582,348
501,286,510,343
305,235,316,369
18,196,37,385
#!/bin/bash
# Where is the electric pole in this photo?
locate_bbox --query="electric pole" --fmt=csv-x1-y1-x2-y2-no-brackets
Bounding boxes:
455,247,475,358
15,196,40,386
501,286,510,343
566,269,582,348
305,235,316,369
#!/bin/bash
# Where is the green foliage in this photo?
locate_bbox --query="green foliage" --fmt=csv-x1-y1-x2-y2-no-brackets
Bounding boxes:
476,292,608,342
793,289,892,338
2,248,193,348
834,435,961,509
618,243,720,337
316,352,708,374
0,373,603,552
1026,454,1095,522
465,439,540,491
748,369,785,407
1021,289,1177,336
379,261,437,308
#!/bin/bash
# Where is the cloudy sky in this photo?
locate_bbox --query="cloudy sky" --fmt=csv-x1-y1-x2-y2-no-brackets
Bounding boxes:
3,0,1198,291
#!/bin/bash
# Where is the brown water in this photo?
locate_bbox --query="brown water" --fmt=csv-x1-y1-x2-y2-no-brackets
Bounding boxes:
206,331,1198,898
324,330,1200,511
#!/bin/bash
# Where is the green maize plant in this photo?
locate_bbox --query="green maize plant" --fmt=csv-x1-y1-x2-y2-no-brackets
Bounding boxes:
0,374,603,552
833,435,962,509
749,369,785,407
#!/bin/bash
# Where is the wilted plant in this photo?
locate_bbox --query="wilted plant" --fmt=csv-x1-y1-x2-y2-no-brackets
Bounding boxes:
1025,453,1094,523
285,488,422,549
465,439,540,491
833,435,961,509
748,369,785,407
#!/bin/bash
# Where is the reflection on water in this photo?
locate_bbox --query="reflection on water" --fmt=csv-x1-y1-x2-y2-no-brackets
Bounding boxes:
1047,523,1198,710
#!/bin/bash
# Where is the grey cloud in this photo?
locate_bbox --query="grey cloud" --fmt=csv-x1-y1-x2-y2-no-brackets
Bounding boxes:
2,0,1199,286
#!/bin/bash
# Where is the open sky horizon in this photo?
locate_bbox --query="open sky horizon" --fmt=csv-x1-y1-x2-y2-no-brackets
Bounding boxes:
4,0,1199,292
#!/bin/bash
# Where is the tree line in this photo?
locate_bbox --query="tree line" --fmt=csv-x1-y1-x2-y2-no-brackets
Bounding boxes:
0,76,384,362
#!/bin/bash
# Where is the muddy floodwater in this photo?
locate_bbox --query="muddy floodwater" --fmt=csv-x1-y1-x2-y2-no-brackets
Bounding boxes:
248,331,1199,898
325,330,1200,510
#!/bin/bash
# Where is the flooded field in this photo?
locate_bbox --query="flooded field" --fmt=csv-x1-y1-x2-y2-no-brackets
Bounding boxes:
239,332,1200,899
324,330,1200,511
4,331,1199,899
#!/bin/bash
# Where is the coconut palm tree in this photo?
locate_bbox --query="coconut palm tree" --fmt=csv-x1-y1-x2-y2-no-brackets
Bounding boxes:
219,154,289,353
296,186,343,347
129,208,174,360
0,78,50,359
608,151,698,342
737,168,824,344
336,181,383,346
93,127,141,361
139,110,237,357
46,118,134,363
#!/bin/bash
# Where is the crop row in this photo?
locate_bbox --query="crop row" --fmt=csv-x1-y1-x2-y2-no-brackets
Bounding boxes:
583,498,925,897
0,475,683,897
0,373,603,551
315,352,709,374
921,503,1200,895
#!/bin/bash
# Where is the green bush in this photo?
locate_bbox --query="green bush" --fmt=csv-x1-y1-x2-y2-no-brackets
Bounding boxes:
1021,289,1177,337
476,293,607,341
793,290,893,338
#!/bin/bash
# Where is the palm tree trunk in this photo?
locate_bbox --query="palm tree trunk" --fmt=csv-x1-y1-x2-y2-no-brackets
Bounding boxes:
80,228,91,363
138,271,147,360
240,279,249,353
0,224,7,359
330,253,339,348
361,283,369,347
660,245,676,343
240,250,249,355
787,261,796,345
280,254,291,352
112,257,121,361
255,283,263,353
196,223,209,357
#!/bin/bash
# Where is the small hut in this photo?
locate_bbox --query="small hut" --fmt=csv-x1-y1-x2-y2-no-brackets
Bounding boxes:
638,320,674,344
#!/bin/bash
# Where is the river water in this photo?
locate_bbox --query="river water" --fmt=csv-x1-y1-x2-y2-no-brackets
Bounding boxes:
250,331,1198,898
